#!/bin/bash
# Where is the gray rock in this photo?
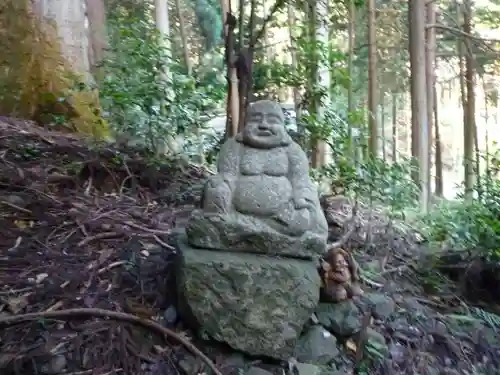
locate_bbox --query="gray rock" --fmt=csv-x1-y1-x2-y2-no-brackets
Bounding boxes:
294,362,342,375
315,294,396,337
360,293,396,320
388,342,406,364
357,327,389,357
220,352,246,371
178,354,202,375
316,301,364,337
176,241,321,360
294,363,323,375
186,210,326,259
41,355,67,374
185,100,328,259
295,325,340,365
163,305,178,326
245,367,274,375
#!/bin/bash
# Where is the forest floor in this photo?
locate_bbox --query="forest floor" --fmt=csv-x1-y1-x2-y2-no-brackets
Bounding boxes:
0,117,499,375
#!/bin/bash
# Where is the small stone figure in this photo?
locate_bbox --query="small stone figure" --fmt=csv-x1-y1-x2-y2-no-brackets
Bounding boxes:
320,248,363,303
186,100,328,258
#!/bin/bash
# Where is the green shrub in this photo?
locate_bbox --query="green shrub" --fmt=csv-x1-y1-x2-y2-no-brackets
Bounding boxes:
98,17,225,156
420,152,500,261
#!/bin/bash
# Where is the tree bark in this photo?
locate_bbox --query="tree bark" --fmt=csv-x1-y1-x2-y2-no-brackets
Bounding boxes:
288,4,301,118
347,0,355,157
85,0,108,75
41,0,90,77
409,0,429,211
306,0,320,167
425,0,435,197
380,92,386,161
313,0,330,168
462,0,475,200
155,0,171,65
175,0,192,74
392,92,397,163
434,80,443,197
221,0,239,137
367,0,378,156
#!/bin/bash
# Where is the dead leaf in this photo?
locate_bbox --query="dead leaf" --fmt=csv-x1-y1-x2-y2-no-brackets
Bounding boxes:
7,236,22,252
140,241,158,251
97,248,114,266
346,338,357,353
87,248,114,270
6,294,30,314
153,345,167,354
36,273,49,284
14,220,27,229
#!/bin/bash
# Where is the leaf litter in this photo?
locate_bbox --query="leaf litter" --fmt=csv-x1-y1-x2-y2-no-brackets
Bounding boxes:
0,117,499,375
0,117,219,375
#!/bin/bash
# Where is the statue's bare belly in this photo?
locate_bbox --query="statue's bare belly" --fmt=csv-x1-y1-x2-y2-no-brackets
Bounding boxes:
233,175,292,216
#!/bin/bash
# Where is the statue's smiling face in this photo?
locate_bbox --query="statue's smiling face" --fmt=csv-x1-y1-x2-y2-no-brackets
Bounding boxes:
248,111,282,136
243,100,288,148
333,253,348,270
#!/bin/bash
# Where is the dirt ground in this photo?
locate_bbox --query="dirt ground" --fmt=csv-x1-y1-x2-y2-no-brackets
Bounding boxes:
0,117,499,375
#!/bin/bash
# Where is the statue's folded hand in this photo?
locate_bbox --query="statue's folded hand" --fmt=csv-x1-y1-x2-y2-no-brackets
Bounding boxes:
271,200,295,226
207,175,233,189
271,200,311,235
222,176,235,189
290,208,311,233
203,176,233,213
293,197,313,210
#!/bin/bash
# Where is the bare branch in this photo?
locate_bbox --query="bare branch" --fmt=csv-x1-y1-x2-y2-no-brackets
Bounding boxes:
251,0,286,47
435,51,500,58
427,23,500,44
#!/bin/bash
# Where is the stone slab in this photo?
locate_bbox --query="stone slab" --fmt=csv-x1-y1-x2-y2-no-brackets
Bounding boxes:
176,237,321,360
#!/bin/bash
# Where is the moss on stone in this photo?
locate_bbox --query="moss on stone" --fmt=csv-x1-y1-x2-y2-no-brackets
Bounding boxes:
0,0,109,138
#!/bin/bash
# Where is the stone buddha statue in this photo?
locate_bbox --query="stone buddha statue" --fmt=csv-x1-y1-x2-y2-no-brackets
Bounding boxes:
185,100,329,259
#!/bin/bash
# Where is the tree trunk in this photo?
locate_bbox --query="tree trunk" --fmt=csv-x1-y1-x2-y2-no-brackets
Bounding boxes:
262,0,270,72
154,0,175,154
367,0,378,156
497,83,500,127
288,4,301,121
409,0,429,212
41,0,90,77
425,0,435,197
380,92,386,161
155,0,171,66
462,0,475,200
313,0,330,168
482,78,490,192
175,0,192,74
392,92,397,163
221,0,239,137
306,0,320,167
347,0,355,157
434,79,443,196
85,0,108,76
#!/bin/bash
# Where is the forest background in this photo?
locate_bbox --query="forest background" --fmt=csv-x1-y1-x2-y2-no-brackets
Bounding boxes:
2,0,500,269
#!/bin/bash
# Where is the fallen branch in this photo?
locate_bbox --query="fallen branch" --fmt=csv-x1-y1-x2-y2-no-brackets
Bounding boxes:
0,199,32,214
77,232,120,247
124,221,170,235
0,308,223,375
